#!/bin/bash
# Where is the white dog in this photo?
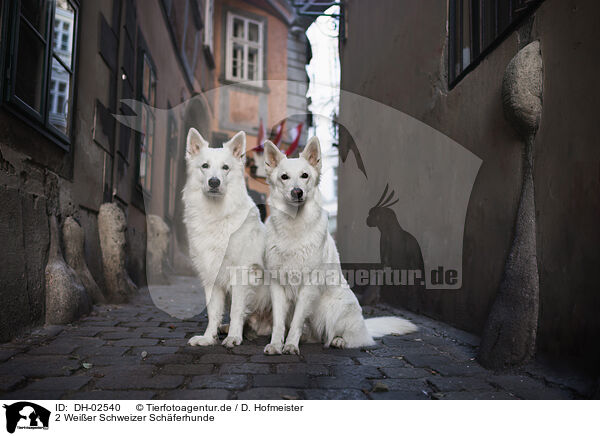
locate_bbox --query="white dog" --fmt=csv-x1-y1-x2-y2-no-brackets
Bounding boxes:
262,137,417,355
183,129,271,348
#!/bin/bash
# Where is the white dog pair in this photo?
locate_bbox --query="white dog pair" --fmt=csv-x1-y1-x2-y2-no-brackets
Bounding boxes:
183,129,416,354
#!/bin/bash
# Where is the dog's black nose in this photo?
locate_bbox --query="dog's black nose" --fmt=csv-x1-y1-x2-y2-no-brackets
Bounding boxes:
291,188,303,200
208,177,220,189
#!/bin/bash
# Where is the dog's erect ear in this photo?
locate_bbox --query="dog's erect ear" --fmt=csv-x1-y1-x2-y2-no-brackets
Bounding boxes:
224,131,246,160
264,140,285,175
186,128,208,159
301,136,321,172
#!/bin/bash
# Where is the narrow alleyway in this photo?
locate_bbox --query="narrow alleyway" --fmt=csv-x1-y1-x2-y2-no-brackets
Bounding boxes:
0,279,593,400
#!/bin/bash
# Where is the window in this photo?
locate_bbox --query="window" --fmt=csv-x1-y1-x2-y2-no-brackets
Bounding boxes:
203,0,214,54
2,0,79,145
448,0,543,87
225,12,264,83
138,53,157,193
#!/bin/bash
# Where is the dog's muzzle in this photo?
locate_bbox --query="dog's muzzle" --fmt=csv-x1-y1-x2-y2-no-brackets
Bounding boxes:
207,177,222,195
291,188,304,202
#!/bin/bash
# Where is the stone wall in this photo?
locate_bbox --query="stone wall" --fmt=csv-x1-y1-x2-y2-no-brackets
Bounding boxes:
337,0,600,371
0,147,50,341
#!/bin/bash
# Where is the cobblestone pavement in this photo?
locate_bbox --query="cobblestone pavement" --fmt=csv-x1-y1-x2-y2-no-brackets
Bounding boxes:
0,284,595,400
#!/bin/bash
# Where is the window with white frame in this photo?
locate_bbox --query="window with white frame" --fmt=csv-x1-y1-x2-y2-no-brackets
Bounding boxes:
225,12,263,83
203,0,214,54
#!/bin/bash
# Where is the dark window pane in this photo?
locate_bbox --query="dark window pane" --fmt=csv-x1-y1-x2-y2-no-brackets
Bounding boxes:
146,115,154,155
150,73,156,106
449,0,540,86
481,0,497,49
248,47,258,80
15,18,46,112
0,0,4,47
141,102,147,134
452,1,461,78
53,0,75,68
143,56,150,100
48,57,71,133
21,0,49,36
162,0,172,16
145,156,152,191
248,22,259,42
141,55,156,105
232,42,243,78
233,17,244,38
461,0,472,70
139,104,154,191
498,0,512,34
139,149,147,186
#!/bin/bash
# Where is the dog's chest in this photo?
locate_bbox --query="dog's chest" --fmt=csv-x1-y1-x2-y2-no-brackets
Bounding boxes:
186,207,255,274
266,226,324,272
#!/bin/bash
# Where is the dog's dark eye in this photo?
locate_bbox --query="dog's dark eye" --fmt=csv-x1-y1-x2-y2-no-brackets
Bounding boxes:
222,165,229,170
201,163,209,169
301,172,309,179
281,174,289,180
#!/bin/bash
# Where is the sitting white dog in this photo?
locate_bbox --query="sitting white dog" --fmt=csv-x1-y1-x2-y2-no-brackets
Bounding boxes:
262,137,417,355
183,129,270,348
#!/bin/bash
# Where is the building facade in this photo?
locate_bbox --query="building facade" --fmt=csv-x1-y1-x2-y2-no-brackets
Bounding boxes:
337,0,600,371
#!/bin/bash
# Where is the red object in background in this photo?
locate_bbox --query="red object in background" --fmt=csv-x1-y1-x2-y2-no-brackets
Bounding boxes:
285,123,303,156
254,119,301,155
255,118,266,152
272,120,286,147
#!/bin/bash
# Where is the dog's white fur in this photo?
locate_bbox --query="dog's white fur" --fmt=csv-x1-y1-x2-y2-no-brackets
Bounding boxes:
262,137,417,355
183,129,270,348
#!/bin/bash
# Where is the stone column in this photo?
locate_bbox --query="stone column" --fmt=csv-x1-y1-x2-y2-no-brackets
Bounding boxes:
45,215,92,324
479,41,543,369
146,215,171,284
98,203,137,303
63,217,106,304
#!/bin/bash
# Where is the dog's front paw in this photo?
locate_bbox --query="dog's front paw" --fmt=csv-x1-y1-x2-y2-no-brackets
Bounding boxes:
282,343,300,355
222,335,242,348
188,335,217,346
330,336,346,349
264,343,283,355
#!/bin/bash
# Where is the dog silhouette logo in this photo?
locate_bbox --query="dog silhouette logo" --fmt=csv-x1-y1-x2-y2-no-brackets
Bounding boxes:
3,402,50,433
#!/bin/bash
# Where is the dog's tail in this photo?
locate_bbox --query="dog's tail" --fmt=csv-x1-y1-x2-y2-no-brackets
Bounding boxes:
365,316,418,338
